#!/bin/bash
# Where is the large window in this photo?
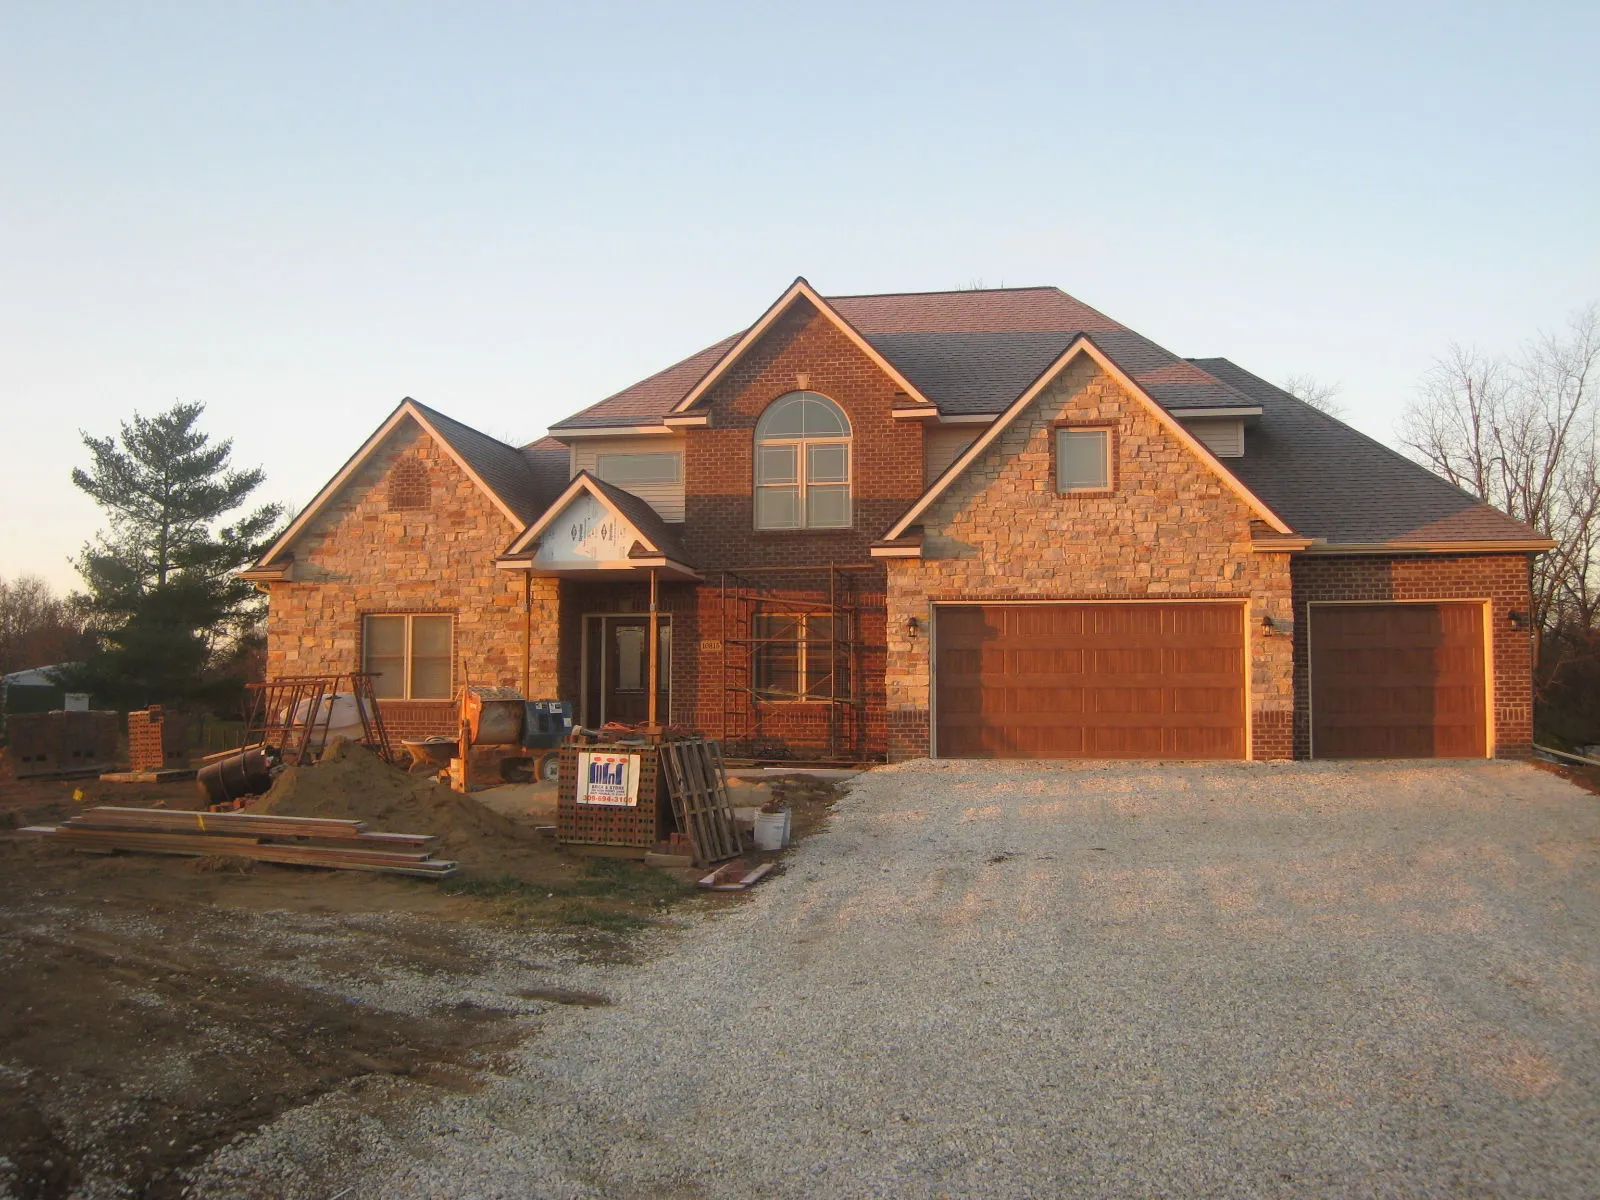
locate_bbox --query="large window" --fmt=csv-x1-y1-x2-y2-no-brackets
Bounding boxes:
1055,427,1112,493
754,392,851,529
363,614,453,699
753,612,851,701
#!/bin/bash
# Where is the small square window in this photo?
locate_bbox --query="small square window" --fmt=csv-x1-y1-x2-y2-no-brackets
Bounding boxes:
1056,428,1111,492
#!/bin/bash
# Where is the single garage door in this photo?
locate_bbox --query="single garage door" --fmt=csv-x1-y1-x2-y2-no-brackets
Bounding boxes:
935,603,1246,759
1309,602,1487,758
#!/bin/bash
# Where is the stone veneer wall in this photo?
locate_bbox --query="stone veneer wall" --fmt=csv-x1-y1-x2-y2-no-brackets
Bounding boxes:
883,355,1295,761
264,418,559,739
1291,553,1535,758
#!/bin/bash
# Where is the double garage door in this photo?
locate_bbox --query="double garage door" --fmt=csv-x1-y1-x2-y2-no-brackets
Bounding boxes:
933,601,1488,760
935,603,1247,759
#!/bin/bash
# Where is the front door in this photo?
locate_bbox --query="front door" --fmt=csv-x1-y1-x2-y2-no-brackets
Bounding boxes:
583,614,671,728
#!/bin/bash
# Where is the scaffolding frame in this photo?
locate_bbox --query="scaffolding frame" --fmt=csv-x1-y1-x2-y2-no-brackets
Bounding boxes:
717,562,873,761
242,672,395,766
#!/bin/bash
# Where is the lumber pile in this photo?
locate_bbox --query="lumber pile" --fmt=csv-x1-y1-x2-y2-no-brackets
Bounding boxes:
21,806,456,878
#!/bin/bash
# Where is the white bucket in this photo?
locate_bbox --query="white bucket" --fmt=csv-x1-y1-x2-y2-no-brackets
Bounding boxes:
753,808,791,851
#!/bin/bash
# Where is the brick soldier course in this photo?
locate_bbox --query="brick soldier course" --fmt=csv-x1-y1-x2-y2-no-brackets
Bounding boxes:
245,279,1550,761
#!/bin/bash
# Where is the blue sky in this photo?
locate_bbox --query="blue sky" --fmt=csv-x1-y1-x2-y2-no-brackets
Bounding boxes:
2,1,1595,591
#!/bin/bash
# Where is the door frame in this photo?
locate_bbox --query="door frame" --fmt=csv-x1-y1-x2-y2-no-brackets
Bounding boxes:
929,597,1252,760
580,611,673,728
1304,598,1494,760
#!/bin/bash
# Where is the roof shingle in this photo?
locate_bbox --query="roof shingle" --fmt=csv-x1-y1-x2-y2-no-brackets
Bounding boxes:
1191,360,1539,544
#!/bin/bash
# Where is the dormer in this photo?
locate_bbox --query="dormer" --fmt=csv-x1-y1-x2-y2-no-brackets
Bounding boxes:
1175,406,1261,459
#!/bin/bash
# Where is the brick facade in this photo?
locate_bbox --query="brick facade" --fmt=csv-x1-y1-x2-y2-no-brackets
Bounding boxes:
263,418,559,738
681,299,925,569
1291,553,1535,757
261,314,1538,765
882,355,1296,761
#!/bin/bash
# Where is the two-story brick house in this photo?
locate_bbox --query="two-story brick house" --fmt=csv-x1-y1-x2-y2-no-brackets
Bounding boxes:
245,279,1551,761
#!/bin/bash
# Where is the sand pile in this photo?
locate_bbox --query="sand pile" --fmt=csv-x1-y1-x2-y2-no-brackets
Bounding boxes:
248,739,532,860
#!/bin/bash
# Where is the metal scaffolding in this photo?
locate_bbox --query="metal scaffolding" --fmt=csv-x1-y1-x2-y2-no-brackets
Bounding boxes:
717,563,871,761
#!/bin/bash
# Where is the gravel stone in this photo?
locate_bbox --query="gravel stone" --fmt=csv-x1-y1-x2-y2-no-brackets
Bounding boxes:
202,759,1600,1199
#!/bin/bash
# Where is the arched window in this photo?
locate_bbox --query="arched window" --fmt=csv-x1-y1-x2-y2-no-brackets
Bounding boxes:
753,392,851,529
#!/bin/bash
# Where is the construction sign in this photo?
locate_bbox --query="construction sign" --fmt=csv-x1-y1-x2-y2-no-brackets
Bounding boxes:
575,751,640,806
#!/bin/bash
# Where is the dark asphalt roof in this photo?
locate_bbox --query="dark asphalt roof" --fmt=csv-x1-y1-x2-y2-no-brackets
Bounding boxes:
550,287,1261,429
425,285,1540,550
1192,360,1539,544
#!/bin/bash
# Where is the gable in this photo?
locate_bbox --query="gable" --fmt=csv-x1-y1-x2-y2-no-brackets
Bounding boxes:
250,400,548,573
275,418,521,579
671,279,934,416
917,354,1259,559
886,339,1290,544
502,472,694,572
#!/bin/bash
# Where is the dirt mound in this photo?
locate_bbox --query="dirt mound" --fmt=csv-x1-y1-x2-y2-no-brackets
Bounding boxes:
248,738,532,860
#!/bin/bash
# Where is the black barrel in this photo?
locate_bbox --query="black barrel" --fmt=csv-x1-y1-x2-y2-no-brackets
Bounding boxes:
196,746,277,804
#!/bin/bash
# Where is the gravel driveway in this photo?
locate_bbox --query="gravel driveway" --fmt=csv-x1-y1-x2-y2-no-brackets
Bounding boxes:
203,759,1600,1199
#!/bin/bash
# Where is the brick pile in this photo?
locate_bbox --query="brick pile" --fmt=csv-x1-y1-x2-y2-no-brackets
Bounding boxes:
127,706,189,772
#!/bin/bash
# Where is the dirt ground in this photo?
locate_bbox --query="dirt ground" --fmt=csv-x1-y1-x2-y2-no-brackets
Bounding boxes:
0,752,842,1200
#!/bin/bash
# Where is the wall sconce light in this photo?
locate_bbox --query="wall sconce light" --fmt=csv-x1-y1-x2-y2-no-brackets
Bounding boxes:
1508,610,1529,631
1260,614,1293,638
905,615,921,639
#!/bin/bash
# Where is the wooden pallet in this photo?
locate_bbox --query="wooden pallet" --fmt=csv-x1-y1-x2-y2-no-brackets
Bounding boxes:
658,738,742,865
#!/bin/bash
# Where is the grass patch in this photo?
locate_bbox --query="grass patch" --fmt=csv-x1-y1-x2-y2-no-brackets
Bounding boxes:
555,902,652,932
443,858,694,920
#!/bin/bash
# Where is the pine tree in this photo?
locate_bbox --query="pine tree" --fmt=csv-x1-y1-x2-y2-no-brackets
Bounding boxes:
67,402,282,709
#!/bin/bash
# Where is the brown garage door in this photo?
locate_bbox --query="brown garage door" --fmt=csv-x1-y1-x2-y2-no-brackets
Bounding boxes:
1309,603,1487,758
935,603,1246,759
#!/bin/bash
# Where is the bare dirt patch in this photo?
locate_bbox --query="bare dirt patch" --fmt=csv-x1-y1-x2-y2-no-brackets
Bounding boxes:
0,750,845,1199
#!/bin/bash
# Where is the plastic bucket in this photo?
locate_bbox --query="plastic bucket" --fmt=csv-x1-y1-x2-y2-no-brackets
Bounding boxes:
753,808,791,851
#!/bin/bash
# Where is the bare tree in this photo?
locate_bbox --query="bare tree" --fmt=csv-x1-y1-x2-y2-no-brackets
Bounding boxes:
1280,373,1346,417
1399,304,1600,635
0,574,91,677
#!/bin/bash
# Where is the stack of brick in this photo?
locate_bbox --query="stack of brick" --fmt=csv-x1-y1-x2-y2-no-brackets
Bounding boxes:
8,711,120,778
127,706,190,773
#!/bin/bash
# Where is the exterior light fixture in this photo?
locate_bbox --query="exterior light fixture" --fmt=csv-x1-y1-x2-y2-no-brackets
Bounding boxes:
905,615,921,639
1508,610,1529,631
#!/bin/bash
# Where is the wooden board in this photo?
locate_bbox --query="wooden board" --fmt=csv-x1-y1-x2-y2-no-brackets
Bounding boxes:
1310,602,1486,759
935,603,1247,759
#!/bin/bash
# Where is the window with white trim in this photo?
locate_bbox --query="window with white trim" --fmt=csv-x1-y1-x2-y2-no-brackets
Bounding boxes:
753,392,851,529
753,612,851,701
363,614,453,699
1055,427,1112,492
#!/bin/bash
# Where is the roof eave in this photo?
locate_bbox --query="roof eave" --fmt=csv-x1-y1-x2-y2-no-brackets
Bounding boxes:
1300,539,1557,555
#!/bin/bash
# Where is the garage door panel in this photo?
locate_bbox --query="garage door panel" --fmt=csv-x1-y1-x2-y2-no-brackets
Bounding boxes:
1090,724,1166,756
936,603,1245,760
1171,686,1242,714
1167,646,1241,675
1310,603,1486,759
1092,687,1165,714
1095,647,1163,675
1170,726,1246,758
1012,648,1086,675
1013,687,1085,714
